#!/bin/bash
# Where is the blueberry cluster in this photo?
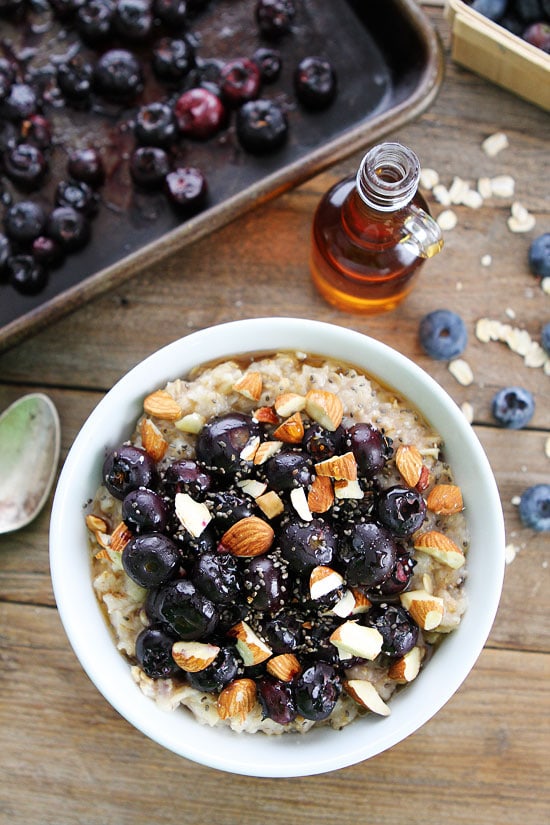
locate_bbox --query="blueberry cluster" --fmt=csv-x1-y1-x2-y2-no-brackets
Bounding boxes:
0,0,338,296
468,0,550,51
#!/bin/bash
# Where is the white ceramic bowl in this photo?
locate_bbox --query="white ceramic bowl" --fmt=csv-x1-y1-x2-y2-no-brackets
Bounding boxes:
50,318,505,777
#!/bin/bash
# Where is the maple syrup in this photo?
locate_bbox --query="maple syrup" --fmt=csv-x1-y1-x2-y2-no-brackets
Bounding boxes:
310,142,443,314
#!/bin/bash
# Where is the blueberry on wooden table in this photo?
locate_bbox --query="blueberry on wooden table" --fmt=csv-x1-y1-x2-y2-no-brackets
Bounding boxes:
418,308,468,360
491,386,535,429
519,484,550,532
528,233,550,279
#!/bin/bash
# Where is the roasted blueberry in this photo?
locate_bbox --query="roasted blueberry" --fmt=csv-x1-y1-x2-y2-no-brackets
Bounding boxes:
4,201,46,244
523,22,550,52
94,49,144,102
135,101,177,146
153,0,189,28
279,517,337,572
242,554,286,612
122,532,180,587
192,550,241,604
344,423,392,478
235,98,288,154
46,206,90,250
163,459,213,500
372,550,416,598
294,660,341,721
186,645,241,692
337,520,398,588
255,0,296,39
174,87,226,139
196,413,261,474
67,147,105,186
367,604,419,658
294,56,337,110
377,486,426,537
1,83,38,121
152,37,195,82
419,309,467,360
252,47,282,83
208,490,255,526
303,423,344,461
6,255,47,295
114,0,154,40
135,624,181,678
32,235,64,267
264,450,314,490
122,488,169,534
518,484,550,532
263,611,302,652
528,233,550,279
220,58,261,106
76,0,115,43
102,444,158,499
165,166,208,212
4,144,48,191
257,675,297,725
0,233,12,273
57,54,94,104
129,146,170,188
21,114,52,150
149,578,218,639
55,180,98,215
491,386,535,429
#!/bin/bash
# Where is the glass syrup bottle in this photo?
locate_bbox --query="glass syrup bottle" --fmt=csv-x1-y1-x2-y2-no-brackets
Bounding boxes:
310,142,443,314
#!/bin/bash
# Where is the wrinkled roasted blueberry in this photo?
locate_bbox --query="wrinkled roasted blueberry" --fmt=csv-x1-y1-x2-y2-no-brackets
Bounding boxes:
337,520,398,588
67,147,105,187
129,146,170,188
76,0,115,43
149,578,218,639
21,114,52,150
279,517,337,572
253,47,282,83
174,523,216,561
122,532,180,587
257,675,297,725
242,554,286,612
122,487,169,534
94,49,144,102
153,0,189,28
377,486,426,537
208,490,255,526
163,458,213,500
174,87,226,139
135,624,181,679
294,660,341,721
135,101,177,146
6,254,47,295
47,206,90,250
1,83,38,121
32,235,63,267
57,54,94,104
102,444,158,499
192,550,241,604
294,56,337,110
220,58,261,106
152,37,195,82
264,450,314,490
236,98,288,154
186,645,241,692
4,200,46,244
165,166,208,212
4,144,47,191
263,611,302,652
189,56,224,91
196,413,261,474
344,422,392,478
55,179,98,215
255,0,296,39
303,423,344,461
114,0,153,40
367,604,419,658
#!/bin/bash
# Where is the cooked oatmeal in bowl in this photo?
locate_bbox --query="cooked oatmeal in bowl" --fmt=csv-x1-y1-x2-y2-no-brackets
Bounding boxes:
50,319,504,774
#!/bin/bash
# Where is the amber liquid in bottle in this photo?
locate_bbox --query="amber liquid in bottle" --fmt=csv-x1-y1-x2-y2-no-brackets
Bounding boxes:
310,143,442,314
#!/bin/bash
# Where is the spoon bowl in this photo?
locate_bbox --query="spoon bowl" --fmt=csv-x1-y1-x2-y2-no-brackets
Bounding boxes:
0,393,61,535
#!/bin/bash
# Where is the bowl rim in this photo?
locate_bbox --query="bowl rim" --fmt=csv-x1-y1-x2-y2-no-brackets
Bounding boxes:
49,317,506,777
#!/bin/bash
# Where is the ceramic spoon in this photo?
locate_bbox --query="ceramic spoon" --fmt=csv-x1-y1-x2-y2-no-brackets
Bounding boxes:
0,393,61,535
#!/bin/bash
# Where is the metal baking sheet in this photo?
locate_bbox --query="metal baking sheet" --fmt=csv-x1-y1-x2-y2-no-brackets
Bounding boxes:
0,0,443,352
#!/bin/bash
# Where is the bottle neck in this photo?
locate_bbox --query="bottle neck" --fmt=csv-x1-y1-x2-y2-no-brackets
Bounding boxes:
356,142,420,212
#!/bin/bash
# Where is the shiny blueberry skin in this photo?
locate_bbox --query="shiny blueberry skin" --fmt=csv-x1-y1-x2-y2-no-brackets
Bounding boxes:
135,624,181,679
32,235,64,267
242,554,286,612
4,201,46,244
196,413,261,474
21,114,52,150
67,148,105,187
294,56,337,110
174,88,227,140
253,47,282,83
264,450,314,490
337,520,398,588
303,423,344,461
257,675,297,725
163,458,213,500
419,309,468,360
114,0,154,41
135,101,177,146
236,98,288,154
518,484,550,532
6,255,47,295
220,58,261,106
4,144,48,191
279,517,337,572
46,206,90,251
76,0,116,43
94,49,144,102
367,604,419,658
208,490,255,526
344,423,393,479
129,146,170,188
122,532,180,587
371,550,416,598
57,55,94,103
152,38,195,82
186,646,240,692
0,83,38,121
377,486,426,537
55,180,98,215
255,0,296,40
263,611,302,652
102,444,158,499
122,487,169,534
192,550,241,604
294,661,341,721
153,0,189,28
149,578,218,640
528,233,550,279
491,386,535,429
164,166,208,212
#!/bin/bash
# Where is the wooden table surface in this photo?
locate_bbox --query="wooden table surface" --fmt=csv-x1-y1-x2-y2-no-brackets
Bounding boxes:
1,5,549,824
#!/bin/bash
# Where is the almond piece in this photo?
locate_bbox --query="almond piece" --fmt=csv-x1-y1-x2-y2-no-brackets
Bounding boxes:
240,435,260,462
274,392,306,417
174,492,212,538
85,514,109,534
307,475,334,513
140,417,168,461
329,621,383,661
273,412,304,444
254,406,279,425
253,440,283,465
416,465,431,492
395,444,424,488
217,678,257,722
233,371,263,401
305,389,344,432
172,641,220,672
349,588,372,614
290,486,312,521
426,483,464,515
174,412,206,434
414,530,465,569
331,589,356,618
310,565,344,600
228,620,272,665
143,389,183,421
237,478,268,498
344,679,391,717
314,451,358,481
388,646,422,683
220,516,274,557
400,589,444,630
266,653,302,682
334,479,363,499
255,490,285,519
110,521,132,553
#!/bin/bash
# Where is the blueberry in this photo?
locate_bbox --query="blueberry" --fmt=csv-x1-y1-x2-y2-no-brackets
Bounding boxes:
303,423,344,461
0,83,38,121
337,521,398,588
164,166,208,213
377,485,426,537
252,47,282,84
294,661,341,721
257,675,297,725
3,144,48,191
491,386,535,429
129,146,170,189
207,490,255,526
195,413,260,474
4,201,47,244
152,37,195,83
149,578,218,639
135,624,181,679
6,255,48,295
541,322,550,354
518,484,550,532
219,58,261,107
186,646,240,692
57,54,94,104
294,56,337,110
192,550,241,604
102,444,158,499
528,233,550,279
279,517,337,572
94,49,144,102
235,98,288,154
470,0,507,21
419,309,468,360
21,114,52,150
76,0,116,43
122,532,180,588
55,180,98,215
67,148,105,187
163,459,213,500
264,450,314,490
153,0,189,28
255,0,296,40
114,0,154,41
366,604,419,658
46,206,90,251
344,423,393,478
122,487,169,534
242,555,285,612
32,235,64,267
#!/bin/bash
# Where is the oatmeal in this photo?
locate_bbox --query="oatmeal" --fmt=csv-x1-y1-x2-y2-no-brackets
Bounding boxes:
87,352,468,734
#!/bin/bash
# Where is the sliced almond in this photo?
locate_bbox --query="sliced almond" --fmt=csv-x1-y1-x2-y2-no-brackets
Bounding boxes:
395,444,424,488
334,479,363,499
237,478,268,498
329,621,383,661
240,435,260,462
330,588,356,618
388,646,422,683
349,588,372,614
253,440,283,465
143,389,183,421
414,530,465,569
416,465,431,492
174,492,212,538
290,486,313,521
344,679,391,717
309,565,344,600
217,678,257,722
233,371,263,401
304,389,344,432
274,392,306,417
228,620,272,665
266,653,302,682
220,516,274,557
314,451,357,481
426,484,464,515
174,412,206,434
172,641,220,672
110,521,133,554
400,590,445,630
307,475,334,513
253,406,279,425
273,412,304,444
140,417,168,461
255,490,285,519
85,513,108,534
